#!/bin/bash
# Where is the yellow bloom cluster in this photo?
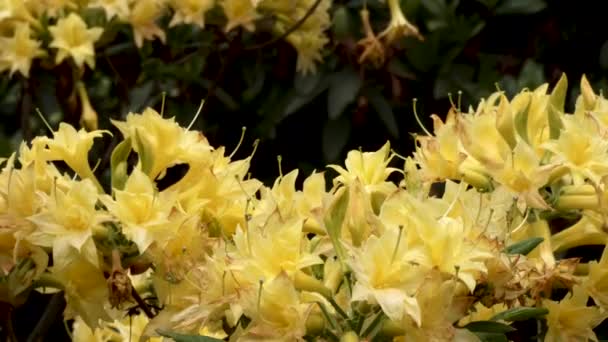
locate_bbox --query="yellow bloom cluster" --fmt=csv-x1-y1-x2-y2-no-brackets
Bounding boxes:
0,0,334,76
4,75,608,341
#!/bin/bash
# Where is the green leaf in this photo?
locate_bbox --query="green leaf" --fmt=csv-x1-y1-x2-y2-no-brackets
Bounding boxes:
463,321,516,333
491,307,548,322
284,76,331,117
495,0,546,15
366,89,399,138
328,67,361,120
548,73,567,139
110,137,132,191
504,237,544,255
157,330,223,342
323,187,350,263
322,116,351,163
133,129,155,176
294,72,322,95
473,332,509,342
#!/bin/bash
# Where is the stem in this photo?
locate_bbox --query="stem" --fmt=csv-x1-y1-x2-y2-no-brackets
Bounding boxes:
0,303,18,342
26,292,66,342
245,0,324,50
131,287,154,319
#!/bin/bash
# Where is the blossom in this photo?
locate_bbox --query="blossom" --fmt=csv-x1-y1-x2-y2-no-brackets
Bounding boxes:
379,0,422,43
100,168,176,253
221,0,259,32
128,0,166,48
88,0,131,20
27,178,108,268
349,225,426,325
543,285,607,342
328,141,399,195
36,122,108,190
49,13,103,69
0,22,45,77
168,0,215,27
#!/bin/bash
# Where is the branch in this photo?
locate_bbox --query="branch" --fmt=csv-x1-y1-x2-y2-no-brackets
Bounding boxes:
245,0,324,50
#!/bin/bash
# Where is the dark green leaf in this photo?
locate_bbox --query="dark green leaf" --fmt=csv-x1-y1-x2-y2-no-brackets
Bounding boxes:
473,332,509,342
495,0,546,15
157,330,224,342
327,67,361,120
322,116,351,163
463,321,516,333
504,237,544,255
284,76,331,117
366,89,399,138
491,307,548,322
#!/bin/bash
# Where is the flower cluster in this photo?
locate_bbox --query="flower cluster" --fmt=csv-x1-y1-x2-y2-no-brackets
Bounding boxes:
4,75,608,341
0,0,418,77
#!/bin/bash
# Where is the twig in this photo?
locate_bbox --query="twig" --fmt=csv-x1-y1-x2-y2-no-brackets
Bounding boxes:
244,0,324,51
130,287,155,319
26,292,66,342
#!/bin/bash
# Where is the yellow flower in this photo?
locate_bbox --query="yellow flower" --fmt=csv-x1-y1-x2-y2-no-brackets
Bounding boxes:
168,0,215,27
414,110,465,182
0,22,45,77
111,107,213,180
37,122,108,190
49,13,103,69
379,0,422,44
51,250,112,328
286,30,329,75
348,225,426,325
543,114,608,186
233,213,322,283
221,0,259,32
583,244,608,310
100,168,176,252
543,285,607,342
488,139,555,209
240,272,310,341
27,178,108,268
88,0,131,20
0,0,39,27
328,141,399,195
128,0,166,48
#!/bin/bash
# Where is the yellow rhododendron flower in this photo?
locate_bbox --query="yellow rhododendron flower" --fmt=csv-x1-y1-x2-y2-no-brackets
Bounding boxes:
36,122,108,190
128,0,167,48
51,250,112,328
240,272,310,341
349,225,425,325
221,0,259,32
111,107,213,179
233,214,322,283
543,114,608,186
414,110,465,182
49,12,104,69
88,0,131,20
0,22,45,77
329,141,399,195
543,285,607,342
379,0,422,43
27,178,108,268
168,0,215,27
583,244,608,310
101,168,176,253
